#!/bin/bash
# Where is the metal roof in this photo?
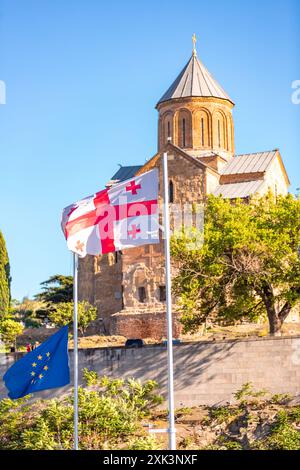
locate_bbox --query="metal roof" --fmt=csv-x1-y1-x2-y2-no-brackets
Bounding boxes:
221,150,277,175
110,165,143,182
213,180,266,199
157,53,233,106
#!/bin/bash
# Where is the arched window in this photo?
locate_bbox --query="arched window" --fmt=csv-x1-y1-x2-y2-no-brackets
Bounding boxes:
177,109,192,148
161,114,173,146
182,118,186,147
213,110,227,150
201,118,204,146
169,180,174,203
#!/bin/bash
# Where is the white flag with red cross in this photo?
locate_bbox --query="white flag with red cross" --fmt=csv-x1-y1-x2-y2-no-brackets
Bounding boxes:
61,169,159,257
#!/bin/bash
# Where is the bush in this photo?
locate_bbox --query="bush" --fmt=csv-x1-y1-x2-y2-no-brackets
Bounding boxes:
0,318,24,348
0,372,163,450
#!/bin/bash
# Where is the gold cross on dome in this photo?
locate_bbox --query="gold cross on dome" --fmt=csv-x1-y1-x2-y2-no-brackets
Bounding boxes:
192,33,197,56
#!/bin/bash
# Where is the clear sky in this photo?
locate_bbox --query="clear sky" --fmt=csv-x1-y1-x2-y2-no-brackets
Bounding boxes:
0,0,299,300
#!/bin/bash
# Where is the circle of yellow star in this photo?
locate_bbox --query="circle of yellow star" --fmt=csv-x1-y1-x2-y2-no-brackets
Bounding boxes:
31,371,35,376
37,355,43,360
43,365,49,371
46,352,50,357
39,374,43,379
32,362,37,368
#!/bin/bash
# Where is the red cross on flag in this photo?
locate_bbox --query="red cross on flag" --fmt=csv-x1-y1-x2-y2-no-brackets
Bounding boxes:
61,169,159,257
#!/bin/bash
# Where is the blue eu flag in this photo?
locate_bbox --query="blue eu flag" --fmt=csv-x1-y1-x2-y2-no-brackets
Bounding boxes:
3,325,70,399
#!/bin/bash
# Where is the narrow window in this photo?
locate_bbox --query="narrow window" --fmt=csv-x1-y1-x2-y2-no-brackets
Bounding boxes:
167,121,171,139
159,286,166,302
201,118,204,146
138,287,146,303
169,180,174,203
182,118,186,147
218,119,221,147
121,285,124,309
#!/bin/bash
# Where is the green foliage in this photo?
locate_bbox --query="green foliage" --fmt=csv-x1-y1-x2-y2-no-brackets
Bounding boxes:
33,275,74,322
127,435,161,450
259,410,300,450
209,406,239,424
234,382,268,404
196,384,300,451
270,393,292,405
48,301,97,334
10,297,45,328
171,193,300,335
0,374,163,450
0,230,11,318
0,318,24,347
216,436,243,450
35,275,73,304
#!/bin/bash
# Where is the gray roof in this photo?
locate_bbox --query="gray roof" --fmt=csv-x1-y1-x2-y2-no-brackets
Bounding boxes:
157,53,233,106
110,165,143,182
222,150,278,175
213,180,266,199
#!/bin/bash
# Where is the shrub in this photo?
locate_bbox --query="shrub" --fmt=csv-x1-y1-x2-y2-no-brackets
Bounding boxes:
0,373,163,450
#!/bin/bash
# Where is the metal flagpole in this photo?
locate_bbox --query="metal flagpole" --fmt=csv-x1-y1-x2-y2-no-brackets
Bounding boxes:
162,151,176,450
73,253,79,450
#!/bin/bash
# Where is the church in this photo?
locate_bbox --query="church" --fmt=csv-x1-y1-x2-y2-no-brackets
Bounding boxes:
78,38,290,339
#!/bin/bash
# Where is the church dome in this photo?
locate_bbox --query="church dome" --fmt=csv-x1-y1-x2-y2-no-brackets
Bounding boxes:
156,41,234,107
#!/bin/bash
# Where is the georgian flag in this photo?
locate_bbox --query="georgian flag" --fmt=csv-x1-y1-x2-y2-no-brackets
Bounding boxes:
61,169,159,257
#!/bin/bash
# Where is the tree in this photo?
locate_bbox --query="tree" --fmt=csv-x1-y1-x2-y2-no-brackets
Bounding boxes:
0,319,24,348
48,301,97,335
0,231,11,319
35,275,73,304
34,275,74,322
171,193,300,336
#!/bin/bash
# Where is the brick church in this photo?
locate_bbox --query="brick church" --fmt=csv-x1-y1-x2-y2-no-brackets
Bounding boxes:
78,39,290,339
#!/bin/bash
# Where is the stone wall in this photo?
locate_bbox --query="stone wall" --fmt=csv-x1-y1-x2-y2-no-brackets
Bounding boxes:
1,335,300,406
110,310,182,339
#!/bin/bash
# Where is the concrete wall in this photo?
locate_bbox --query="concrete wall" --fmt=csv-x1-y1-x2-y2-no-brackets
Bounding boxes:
1,335,300,406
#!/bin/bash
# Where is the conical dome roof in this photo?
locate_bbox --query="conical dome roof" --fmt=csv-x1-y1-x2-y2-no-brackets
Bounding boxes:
157,52,233,106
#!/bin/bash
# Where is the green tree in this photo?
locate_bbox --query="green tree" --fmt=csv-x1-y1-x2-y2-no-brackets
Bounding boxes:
34,275,73,322
35,275,73,304
0,230,11,318
48,301,97,334
0,318,24,348
171,193,300,336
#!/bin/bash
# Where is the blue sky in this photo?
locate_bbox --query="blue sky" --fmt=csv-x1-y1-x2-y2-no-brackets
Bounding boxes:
0,0,299,300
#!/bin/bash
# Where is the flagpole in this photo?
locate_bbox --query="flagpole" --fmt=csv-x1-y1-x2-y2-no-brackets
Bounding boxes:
73,252,79,450
162,151,176,451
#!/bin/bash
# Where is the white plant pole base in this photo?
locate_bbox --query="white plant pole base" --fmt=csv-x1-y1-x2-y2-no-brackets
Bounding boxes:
73,253,79,450
162,151,176,451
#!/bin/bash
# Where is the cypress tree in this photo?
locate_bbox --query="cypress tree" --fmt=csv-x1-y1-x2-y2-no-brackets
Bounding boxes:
0,230,11,318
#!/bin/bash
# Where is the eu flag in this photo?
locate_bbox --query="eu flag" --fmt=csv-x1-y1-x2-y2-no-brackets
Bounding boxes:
3,325,70,399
